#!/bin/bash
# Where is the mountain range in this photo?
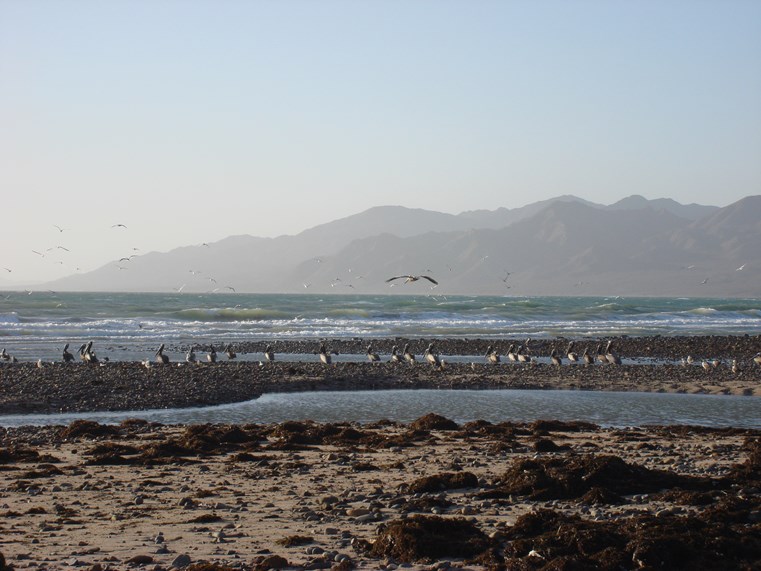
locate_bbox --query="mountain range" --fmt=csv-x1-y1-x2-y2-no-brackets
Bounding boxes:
39,194,761,297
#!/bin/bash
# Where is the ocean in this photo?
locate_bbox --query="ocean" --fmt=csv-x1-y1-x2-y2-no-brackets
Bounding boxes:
1,292,760,363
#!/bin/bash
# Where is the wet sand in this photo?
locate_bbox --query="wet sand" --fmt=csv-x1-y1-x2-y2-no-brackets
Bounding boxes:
1,336,760,415
0,417,759,570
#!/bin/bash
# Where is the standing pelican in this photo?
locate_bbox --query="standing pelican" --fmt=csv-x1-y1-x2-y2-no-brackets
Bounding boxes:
424,342,443,369
506,344,518,362
485,345,500,364
596,344,607,364
605,340,622,365
390,345,402,363
517,342,532,363
731,359,741,374
80,341,98,364
550,348,562,366
186,346,197,363
207,345,217,363
62,343,74,363
224,344,237,360
264,344,275,362
318,342,336,365
403,343,415,364
0,348,9,362
752,352,761,368
566,342,578,364
582,347,594,366
155,343,169,365
366,343,380,363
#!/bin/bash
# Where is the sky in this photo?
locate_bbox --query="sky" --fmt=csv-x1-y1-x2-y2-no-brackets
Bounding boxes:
1,0,760,285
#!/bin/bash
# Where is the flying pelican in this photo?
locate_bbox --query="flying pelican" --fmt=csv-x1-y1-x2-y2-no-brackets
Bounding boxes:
566,342,578,364
207,345,217,363
186,346,197,363
386,275,439,286
366,343,380,363
390,345,402,363
582,347,594,366
605,340,622,365
424,342,443,369
264,344,275,362
155,344,169,365
403,343,415,364
224,344,237,360
485,345,500,364
62,343,74,363
550,348,562,366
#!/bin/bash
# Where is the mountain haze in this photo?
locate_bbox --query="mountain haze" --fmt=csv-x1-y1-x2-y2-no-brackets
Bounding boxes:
42,195,759,297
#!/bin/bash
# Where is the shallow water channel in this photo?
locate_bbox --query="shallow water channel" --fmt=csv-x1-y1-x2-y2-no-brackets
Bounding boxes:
1,389,759,429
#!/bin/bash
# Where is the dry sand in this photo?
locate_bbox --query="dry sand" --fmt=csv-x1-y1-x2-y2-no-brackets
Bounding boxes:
1,417,759,570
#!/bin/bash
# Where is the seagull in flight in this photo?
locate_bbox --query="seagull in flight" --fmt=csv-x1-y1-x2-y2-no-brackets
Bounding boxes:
386,275,439,286
53,224,65,233
736,264,746,271
112,224,128,229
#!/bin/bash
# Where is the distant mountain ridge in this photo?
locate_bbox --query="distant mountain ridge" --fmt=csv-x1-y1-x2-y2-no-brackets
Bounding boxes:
42,195,761,297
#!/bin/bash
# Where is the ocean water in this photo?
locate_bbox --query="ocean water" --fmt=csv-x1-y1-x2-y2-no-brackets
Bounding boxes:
1,292,761,362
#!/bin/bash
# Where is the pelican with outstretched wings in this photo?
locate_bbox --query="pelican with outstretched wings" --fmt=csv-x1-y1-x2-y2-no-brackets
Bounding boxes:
385,275,438,286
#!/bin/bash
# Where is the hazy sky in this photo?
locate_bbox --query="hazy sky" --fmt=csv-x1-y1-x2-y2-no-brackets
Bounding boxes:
2,0,760,284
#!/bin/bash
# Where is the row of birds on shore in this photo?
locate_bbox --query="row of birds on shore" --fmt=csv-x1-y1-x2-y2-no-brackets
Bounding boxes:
4,340,761,371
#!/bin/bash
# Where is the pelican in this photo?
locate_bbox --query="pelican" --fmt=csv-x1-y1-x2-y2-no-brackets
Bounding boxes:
155,344,169,365
0,348,10,362
517,340,532,363
186,346,197,363
207,345,217,363
485,345,500,364
264,344,275,362
224,344,237,360
366,343,380,363
753,353,761,368
566,342,578,364
403,343,415,364
605,340,622,365
36,359,44,369
711,358,721,369
506,344,518,362
731,359,741,374
318,342,336,365
80,341,98,364
385,275,438,286
424,342,443,369
701,360,711,372
390,345,402,363
550,348,562,366
595,344,607,364
582,347,594,366
62,343,74,363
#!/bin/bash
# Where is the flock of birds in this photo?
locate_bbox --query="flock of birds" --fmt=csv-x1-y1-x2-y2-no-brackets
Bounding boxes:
4,339,761,372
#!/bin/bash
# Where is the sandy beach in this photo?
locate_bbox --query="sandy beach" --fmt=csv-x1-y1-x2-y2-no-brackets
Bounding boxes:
1,336,760,569
0,417,759,570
